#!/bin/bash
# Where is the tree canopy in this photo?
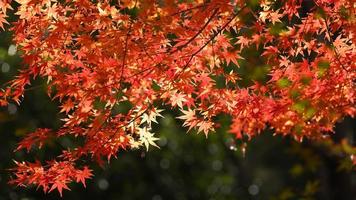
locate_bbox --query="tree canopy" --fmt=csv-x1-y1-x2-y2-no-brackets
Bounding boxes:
0,0,355,196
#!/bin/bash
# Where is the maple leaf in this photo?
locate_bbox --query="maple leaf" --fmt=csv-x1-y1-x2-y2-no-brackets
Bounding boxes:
60,99,75,114
197,73,212,87
49,180,71,197
140,108,164,126
0,1,11,31
269,10,283,24
222,50,242,67
170,92,186,108
279,56,290,67
46,3,58,20
177,109,196,122
137,127,160,151
0,13,9,30
75,166,93,188
259,11,269,22
235,36,250,49
225,70,241,85
16,128,52,152
196,120,214,138
177,109,198,132
261,46,280,57
128,136,142,149
0,1,12,13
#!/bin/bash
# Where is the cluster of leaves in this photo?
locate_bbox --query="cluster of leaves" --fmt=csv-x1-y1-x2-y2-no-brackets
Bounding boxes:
0,0,355,196
9,161,92,197
0,0,12,30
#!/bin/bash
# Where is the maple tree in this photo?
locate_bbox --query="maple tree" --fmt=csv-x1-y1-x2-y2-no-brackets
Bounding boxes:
0,0,355,196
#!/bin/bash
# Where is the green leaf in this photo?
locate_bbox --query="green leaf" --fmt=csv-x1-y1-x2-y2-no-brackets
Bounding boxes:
277,77,291,88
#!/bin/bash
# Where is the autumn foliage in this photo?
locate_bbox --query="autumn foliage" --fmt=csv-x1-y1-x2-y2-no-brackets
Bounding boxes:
0,0,355,196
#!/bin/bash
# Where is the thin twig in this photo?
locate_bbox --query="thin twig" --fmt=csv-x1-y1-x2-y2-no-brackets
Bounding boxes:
170,4,206,16
170,8,219,54
176,5,247,78
323,18,348,71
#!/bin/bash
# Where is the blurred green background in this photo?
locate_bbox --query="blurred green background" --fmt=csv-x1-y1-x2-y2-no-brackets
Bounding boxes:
0,3,355,200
